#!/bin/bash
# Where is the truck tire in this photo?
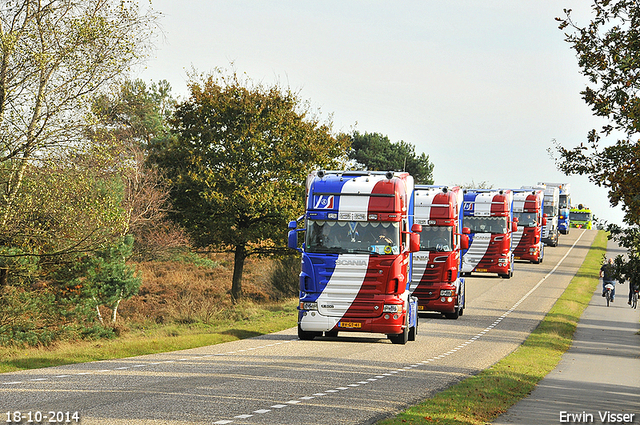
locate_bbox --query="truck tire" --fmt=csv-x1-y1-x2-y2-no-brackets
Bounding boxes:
324,329,339,338
298,324,320,341
389,320,409,345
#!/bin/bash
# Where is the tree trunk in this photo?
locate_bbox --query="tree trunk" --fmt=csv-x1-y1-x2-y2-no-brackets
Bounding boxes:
111,298,121,325
231,244,246,303
0,268,7,286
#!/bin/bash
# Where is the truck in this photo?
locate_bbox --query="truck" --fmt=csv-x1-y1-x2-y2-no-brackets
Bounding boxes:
539,182,571,234
460,189,516,279
527,184,560,247
288,170,422,344
569,205,593,229
410,185,469,319
511,189,546,264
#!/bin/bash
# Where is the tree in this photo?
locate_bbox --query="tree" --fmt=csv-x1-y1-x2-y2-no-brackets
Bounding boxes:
0,0,159,234
88,79,188,260
553,1,640,285
552,2,640,225
349,132,434,184
151,70,350,302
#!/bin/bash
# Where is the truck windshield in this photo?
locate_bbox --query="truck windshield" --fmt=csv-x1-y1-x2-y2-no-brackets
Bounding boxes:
463,216,508,234
420,226,453,252
513,212,537,228
306,220,400,255
569,212,592,221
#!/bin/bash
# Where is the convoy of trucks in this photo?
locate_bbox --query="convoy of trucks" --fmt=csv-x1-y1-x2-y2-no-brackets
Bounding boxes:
288,170,587,342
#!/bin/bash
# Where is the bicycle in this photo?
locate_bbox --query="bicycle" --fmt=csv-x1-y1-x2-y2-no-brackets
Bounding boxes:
604,283,614,307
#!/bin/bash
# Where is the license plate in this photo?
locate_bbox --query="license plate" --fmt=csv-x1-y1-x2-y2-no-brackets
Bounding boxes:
514,256,521,260
418,305,425,311
338,321,361,329
476,268,488,272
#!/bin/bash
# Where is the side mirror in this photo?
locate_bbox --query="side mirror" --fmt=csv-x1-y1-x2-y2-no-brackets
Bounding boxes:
410,233,420,252
288,220,297,229
462,227,471,235
542,216,548,226
411,223,423,233
512,221,518,233
461,234,469,250
288,230,298,250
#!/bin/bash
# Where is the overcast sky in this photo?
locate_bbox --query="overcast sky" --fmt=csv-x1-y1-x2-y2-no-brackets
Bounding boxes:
137,0,626,226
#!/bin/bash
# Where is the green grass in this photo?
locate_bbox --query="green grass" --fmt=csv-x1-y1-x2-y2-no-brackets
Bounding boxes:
377,230,608,425
0,299,298,373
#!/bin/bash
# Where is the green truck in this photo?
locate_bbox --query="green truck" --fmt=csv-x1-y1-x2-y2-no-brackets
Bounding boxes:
569,206,593,229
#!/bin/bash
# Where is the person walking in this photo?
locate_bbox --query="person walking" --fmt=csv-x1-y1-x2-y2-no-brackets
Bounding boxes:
600,257,616,302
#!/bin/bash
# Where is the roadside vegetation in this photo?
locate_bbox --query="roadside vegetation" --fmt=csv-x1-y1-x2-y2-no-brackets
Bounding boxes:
0,253,298,373
377,230,608,425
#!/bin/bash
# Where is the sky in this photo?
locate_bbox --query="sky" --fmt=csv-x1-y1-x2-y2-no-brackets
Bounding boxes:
137,0,626,226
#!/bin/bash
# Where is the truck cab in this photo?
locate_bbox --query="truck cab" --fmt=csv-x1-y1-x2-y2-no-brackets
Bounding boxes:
411,186,469,319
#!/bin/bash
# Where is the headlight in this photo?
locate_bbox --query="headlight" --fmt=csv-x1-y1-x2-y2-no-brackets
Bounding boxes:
383,304,401,313
300,302,318,311
440,289,453,296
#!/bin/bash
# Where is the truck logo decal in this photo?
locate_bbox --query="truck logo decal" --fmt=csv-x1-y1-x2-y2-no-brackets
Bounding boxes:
335,259,368,266
314,195,334,209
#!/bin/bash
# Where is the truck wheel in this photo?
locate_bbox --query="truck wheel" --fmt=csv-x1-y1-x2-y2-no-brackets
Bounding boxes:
298,324,319,341
389,322,408,345
445,308,460,319
325,329,339,338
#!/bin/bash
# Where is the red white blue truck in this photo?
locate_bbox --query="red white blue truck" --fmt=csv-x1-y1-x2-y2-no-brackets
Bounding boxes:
288,170,422,344
460,189,516,279
410,185,469,319
511,189,546,264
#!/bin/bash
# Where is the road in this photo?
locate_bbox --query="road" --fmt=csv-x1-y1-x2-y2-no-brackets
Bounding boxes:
0,229,597,425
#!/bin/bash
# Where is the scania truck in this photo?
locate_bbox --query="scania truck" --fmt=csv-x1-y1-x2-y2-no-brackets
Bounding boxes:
569,205,593,229
511,189,546,264
288,170,422,344
411,185,469,319
539,182,571,234
461,189,516,279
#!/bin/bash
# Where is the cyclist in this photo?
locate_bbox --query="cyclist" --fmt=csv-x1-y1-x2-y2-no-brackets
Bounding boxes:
600,257,616,302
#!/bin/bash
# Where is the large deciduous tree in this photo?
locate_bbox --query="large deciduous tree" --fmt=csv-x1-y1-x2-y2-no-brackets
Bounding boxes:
0,0,158,235
349,132,434,184
552,1,640,225
151,70,350,302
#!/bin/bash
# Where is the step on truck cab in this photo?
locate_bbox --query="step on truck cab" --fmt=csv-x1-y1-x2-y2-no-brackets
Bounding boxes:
288,170,422,344
411,185,469,319
511,189,546,264
461,189,517,279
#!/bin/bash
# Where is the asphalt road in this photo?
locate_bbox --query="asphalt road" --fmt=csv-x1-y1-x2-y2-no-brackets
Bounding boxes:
0,229,597,425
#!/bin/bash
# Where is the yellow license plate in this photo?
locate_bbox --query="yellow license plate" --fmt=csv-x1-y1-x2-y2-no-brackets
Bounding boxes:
476,268,488,272
338,321,361,329
514,256,521,260
418,305,425,311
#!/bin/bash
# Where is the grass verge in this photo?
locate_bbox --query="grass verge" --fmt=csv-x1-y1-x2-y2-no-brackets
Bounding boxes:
0,299,298,373
377,230,608,425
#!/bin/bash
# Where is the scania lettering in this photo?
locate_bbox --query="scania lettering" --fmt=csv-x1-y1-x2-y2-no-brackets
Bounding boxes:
288,170,422,344
411,185,469,319
461,189,516,279
511,189,546,264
